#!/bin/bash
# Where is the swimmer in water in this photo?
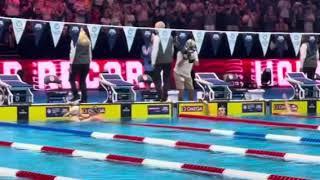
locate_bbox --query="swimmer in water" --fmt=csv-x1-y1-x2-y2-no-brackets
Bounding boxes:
63,105,104,122
217,106,226,117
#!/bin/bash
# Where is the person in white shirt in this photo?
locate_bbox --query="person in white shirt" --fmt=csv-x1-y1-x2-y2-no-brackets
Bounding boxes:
300,36,319,79
174,39,199,101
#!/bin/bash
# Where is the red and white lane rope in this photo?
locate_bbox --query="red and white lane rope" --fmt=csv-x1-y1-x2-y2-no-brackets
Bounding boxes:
0,166,77,180
0,141,305,180
91,132,320,164
179,114,320,131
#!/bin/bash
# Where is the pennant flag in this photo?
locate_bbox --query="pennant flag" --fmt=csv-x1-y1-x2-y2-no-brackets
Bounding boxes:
176,32,188,51
69,25,80,46
11,18,27,44
123,26,137,51
192,30,205,52
158,28,172,52
211,33,221,56
259,32,271,56
49,21,64,47
107,28,117,51
32,22,45,46
142,30,152,45
0,19,5,42
243,34,253,56
87,24,101,49
290,33,302,56
226,31,238,55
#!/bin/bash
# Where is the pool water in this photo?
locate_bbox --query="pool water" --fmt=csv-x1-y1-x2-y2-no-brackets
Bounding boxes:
0,116,320,179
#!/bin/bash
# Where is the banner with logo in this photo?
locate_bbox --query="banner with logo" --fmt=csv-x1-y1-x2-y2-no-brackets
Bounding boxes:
123,26,137,51
228,102,265,116
271,101,307,115
49,21,64,47
87,24,101,49
259,32,271,56
158,29,172,52
32,22,46,46
11,18,27,44
290,33,302,56
226,31,239,55
192,30,205,52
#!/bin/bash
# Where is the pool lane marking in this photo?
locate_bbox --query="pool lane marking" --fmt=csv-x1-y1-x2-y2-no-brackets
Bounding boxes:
0,140,306,180
0,166,77,180
129,123,320,145
0,121,320,146
179,114,320,131
0,122,319,164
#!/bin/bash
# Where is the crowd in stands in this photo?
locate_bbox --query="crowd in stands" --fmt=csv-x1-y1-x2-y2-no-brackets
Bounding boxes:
1,0,320,32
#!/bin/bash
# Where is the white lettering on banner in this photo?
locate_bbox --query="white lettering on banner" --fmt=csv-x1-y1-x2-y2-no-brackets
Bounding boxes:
60,61,71,89
126,61,143,85
3,62,22,74
86,62,100,89
103,61,122,75
277,61,292,86
37,62,57,89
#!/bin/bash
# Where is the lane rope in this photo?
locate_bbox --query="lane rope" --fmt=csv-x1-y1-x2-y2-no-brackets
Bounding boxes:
179,114,320,131
0,166,77,180
0,122,319,164
0,140,306,180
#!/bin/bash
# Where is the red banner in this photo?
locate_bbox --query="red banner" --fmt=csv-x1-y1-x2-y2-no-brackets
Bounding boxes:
0,58,312,89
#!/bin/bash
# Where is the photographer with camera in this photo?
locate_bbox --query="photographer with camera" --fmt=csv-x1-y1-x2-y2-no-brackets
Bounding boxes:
174,39,199,101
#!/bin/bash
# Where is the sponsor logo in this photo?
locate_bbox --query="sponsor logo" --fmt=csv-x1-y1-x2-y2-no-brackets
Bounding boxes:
182,105,204,112
242,103,263,113
81,107,105,114
46,107,69,118
273,104,298,112
148,105,170,115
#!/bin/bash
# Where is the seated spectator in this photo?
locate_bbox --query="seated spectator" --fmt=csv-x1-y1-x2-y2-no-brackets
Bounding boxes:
4,0,20,17
275,18,289,32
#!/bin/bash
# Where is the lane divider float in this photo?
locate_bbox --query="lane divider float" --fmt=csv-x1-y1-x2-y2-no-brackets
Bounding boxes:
129,122,320,145
0,140,306,180
179,114,320,131
0,122,319,164
0,166,77,180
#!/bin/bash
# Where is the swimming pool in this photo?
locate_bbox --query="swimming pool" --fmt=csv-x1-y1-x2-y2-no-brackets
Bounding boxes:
0,115,319,179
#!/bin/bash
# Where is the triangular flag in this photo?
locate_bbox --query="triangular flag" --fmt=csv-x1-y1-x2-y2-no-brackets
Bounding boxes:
32,22,45,46
259,32,271,56
142,30,152,45
49,21,64,47
192,30,205,52
11,18,27,44
226,31,238,55
176,32,188,50
123,26,137,51
158,28,172,52
0,19,5,42
290,33,302,56
243,34,253,56
211,33,221,56
87,24,101,49
107,28,117,51
69,25,80,46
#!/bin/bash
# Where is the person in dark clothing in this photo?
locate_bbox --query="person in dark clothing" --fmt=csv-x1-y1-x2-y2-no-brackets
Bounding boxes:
69,28,92,103
151,21,174,101
261,68,272,88
300,36,319,79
